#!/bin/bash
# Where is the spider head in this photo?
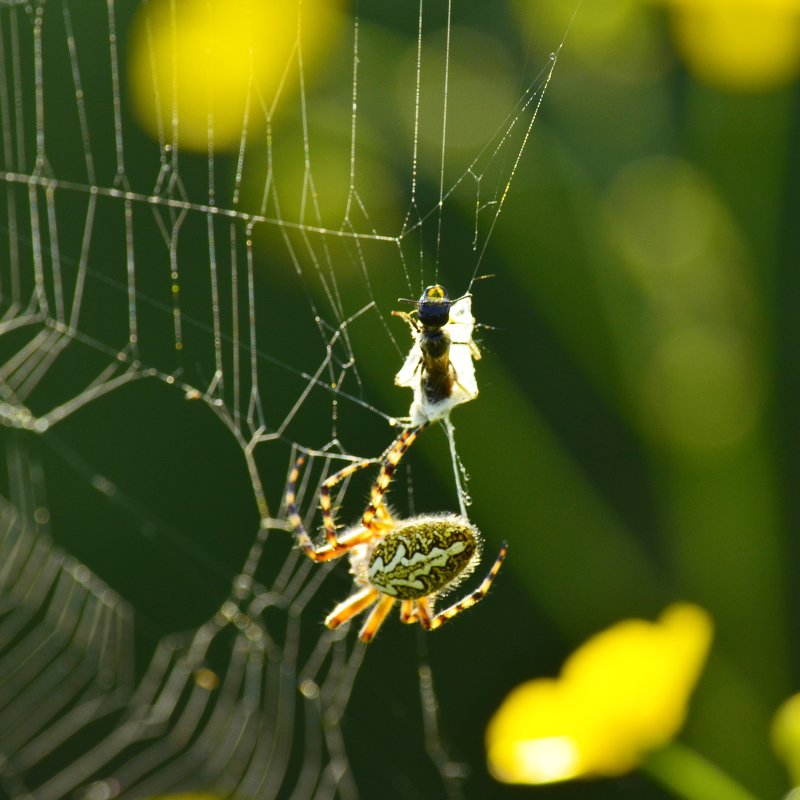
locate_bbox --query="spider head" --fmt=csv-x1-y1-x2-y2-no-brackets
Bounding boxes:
417,284,452,329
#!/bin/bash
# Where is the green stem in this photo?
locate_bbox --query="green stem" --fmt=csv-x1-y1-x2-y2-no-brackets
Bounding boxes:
642,741,760,800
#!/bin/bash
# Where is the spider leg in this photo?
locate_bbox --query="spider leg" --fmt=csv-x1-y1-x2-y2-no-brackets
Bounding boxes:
320,457,375,549
325,586,380,629
417,541,508,631
287,457,376,561
358,595,396,643
361,423,428,529
400,600,417,624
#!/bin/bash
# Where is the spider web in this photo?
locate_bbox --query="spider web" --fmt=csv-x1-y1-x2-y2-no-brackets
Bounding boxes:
0,1,570,798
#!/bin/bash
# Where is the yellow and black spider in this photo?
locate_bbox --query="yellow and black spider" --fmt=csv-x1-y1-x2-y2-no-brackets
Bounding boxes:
285,424,507,643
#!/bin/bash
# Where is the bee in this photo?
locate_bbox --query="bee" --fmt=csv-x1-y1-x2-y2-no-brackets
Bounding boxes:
393,284,456,404
393,284,480,424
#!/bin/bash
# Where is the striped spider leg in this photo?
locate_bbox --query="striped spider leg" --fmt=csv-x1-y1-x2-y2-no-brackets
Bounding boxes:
286,424,507,643
286,423,428,562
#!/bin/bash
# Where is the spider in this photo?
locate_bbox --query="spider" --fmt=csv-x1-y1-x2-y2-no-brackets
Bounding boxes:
285,424,507,643
393,285,481,424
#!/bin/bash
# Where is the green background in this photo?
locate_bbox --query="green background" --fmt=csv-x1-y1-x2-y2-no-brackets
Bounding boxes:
0,1,797,798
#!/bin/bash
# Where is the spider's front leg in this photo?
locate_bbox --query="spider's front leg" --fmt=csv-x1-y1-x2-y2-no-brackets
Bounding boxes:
286,456,377,561
360,423,428,529
319,457,378,551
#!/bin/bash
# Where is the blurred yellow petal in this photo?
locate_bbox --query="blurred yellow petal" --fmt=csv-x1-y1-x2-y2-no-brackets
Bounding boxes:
486,679,587,784
129,0,344,151
772,693,800,785
661,0,800,91
486,604,713,784
564,604,713,770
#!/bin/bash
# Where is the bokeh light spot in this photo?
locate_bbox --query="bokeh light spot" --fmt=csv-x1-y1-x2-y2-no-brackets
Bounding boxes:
129,0,344,151
664,0,800,91
393,27,517,159
772,692,800,785
642,326,763,451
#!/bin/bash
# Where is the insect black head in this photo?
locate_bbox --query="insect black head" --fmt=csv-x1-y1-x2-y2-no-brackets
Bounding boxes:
417,284,452,329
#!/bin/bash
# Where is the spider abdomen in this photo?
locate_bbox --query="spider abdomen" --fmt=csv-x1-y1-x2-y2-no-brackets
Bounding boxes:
367,516,479,600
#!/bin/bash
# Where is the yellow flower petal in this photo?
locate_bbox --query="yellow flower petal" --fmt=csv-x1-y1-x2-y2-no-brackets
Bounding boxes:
486,603,713,784
486,679,587,784
772,692,800,785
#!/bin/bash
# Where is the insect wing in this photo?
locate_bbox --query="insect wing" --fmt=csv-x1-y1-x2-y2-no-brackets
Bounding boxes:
448,336,478,399
395,341,423,388
447,295,476,343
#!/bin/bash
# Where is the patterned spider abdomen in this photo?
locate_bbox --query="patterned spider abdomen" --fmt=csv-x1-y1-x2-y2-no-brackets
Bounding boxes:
367,516,479,600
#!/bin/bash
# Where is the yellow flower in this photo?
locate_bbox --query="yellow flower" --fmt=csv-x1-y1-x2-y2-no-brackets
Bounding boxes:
772,692,800,785
486,603,713,784
128,0,344,152
657,0,800,91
